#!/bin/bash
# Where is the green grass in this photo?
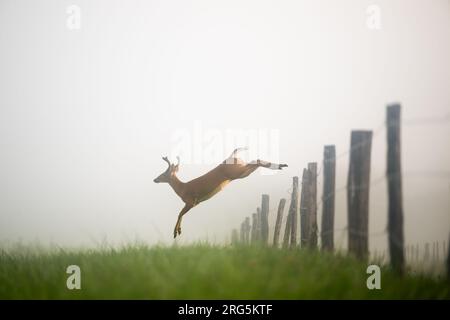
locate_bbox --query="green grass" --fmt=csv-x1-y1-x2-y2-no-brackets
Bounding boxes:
0,244,448,299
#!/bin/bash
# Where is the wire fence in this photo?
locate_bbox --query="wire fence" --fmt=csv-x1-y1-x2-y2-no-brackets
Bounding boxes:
231,109,450,273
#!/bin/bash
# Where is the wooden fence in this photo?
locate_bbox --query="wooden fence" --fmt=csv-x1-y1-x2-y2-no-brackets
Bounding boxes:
230,103,450,276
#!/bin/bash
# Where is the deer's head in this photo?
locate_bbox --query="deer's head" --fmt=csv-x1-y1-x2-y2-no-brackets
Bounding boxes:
153,156,179,183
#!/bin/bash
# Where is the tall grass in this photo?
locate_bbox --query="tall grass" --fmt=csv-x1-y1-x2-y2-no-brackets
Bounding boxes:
0,244,448,299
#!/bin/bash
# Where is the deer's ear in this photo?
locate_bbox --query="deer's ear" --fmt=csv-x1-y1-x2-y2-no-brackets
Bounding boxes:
173,164,179,172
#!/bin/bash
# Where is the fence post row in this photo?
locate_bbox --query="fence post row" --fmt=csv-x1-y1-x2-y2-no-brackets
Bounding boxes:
230,103,447,279
321,145,336,251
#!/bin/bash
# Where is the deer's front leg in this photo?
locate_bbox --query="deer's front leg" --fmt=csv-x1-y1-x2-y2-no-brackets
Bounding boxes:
174,204,193,239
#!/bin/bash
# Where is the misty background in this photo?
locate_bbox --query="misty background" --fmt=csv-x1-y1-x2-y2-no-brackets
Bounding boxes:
0,0,449,252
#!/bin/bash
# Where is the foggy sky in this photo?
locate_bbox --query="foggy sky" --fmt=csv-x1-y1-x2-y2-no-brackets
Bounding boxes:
0,0,449,251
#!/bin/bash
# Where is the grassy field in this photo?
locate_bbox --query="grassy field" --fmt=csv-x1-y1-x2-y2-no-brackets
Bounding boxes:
0,244,448,299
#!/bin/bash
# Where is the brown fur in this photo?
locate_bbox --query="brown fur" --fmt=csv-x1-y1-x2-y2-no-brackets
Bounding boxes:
154,149,287,238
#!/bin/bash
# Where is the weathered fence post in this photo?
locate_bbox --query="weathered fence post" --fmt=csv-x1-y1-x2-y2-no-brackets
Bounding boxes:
261,194,270,245
256,207,261,242
300,168,310,247
251,213,257,244
231,229,239,245
447,235,450,280
387,103,405,273
416,244,419,262
240,221,245,243
443,240,447,259
430,241,436,262
347,130,373,260
283,206,292,248
244,217,250,244
424,242,430,262
289,177,299,247
436,242,440,261
321,145,336,251
308,163,318,248
432,242,436,261
273,198,286,247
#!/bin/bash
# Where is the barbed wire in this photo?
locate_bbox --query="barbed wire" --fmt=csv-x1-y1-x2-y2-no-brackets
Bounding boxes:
271,166,449,211
319,226,387,238
318,174,386,209
281,169,449,227
318,112,449,168
322,120,386,165
237,111,450,246
283,113,449,202
402,170,450,179
402,112,450,126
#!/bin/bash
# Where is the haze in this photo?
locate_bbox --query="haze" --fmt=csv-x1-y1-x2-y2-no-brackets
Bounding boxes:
0,0,449,251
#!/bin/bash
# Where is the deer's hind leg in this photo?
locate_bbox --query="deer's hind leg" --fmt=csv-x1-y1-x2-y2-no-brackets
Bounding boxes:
233,160,288,180
249,159,288,170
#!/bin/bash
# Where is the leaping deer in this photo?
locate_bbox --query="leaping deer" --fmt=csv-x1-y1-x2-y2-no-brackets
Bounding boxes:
154,148,288,238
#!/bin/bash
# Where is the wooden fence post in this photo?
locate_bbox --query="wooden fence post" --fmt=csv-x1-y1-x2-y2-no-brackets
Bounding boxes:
240,221,245,243
435,242,438,261
289,177,299,247
424,242,430,262
432,242,435,261
273,198,286,247
443,240,447,261
300,168,310,247
321,145,336,251
308,163,318,248
244,217,250,244
283,205,292,248
261,194,270,245
447,235,450,280
256,207,261,242
231,229,239,245
435,242,439,261
387,103,405,273
416,244,419,262
251,213,257,244
347,130,373,260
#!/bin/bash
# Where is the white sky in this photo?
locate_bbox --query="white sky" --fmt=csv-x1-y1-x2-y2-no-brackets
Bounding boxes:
0,0,449,252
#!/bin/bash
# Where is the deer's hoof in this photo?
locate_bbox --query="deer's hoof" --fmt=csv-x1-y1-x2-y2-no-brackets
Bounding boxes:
279,164,288,169
177,227,182,236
